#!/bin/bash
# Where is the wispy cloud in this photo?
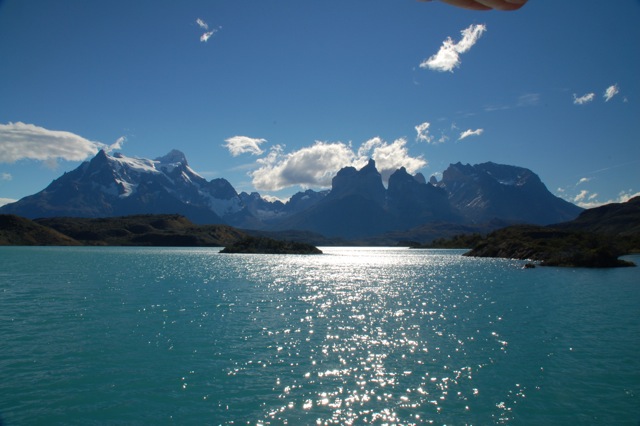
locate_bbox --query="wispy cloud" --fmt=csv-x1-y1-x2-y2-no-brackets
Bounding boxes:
573,189,639,209
196,18,209,30
604,84,619,102
224,136,267,157
1,172,11,181
109,136,126,152
573,189,590,203
420,24,486,72
200,31,216,42
415,122,433,143
517,93,540,107
0,122,121,166
576,177,590,185
573,92,595,105
249,138,426,192
196,18,220,42
0,197,17,207
484,92,541,112
458,128,484,141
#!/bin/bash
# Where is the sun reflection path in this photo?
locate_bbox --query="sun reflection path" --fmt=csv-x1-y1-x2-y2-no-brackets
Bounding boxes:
225,248,516,425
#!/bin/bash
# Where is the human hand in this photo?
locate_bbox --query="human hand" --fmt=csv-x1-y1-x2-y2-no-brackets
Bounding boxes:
420,0,528,11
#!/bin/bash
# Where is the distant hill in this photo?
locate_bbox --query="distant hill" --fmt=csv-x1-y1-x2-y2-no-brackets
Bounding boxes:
0,150,583,241
553,196,640,236
35,214,246,246
0,214,80,246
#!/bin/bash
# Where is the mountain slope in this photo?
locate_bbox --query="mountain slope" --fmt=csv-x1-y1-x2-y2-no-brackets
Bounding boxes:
438,162,582,225
0,150,238,224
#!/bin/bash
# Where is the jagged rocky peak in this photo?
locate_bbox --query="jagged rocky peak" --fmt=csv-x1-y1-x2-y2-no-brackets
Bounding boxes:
209,178,238,199
361,158,379,174
89,149,111,166
388,167,415,188
414,172,427,185
330,159,386,203
156,149,188,166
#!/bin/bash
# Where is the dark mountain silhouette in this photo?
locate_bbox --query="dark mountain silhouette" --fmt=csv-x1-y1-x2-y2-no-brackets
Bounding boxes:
437,162,583,224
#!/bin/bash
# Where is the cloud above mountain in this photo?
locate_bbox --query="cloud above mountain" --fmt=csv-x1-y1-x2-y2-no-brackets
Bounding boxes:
420,24,486,72
224,136,266,156
0,122,124,166
415,122,433,143
249,137,426,191
458,128,484,141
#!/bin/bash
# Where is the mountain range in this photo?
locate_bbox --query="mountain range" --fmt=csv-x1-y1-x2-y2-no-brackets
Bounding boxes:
0,149,583,240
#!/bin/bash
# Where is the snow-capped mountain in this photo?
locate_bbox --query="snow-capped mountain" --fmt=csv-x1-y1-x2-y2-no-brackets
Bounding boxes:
0,150,243,224
1,150,583,238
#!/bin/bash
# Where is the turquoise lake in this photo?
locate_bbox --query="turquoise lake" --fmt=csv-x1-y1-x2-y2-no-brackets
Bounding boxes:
1,246,639,425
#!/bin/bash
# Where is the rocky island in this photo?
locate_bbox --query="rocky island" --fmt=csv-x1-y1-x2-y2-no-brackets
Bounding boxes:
220,236,322,254
464,196,640,267
464,225,635,267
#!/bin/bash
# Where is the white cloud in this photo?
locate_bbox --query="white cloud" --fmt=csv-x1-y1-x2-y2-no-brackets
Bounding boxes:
251,142,355,191
573,189,640,209
604,84,619,102
196,18,209,30
574,189,589,203
359,137,428,183
224,136,267,157
573,92,595,105
0,122,116,165
200,30,215,42
109,136,126,152
415,122,433,143
618,190,640,203
458,128,484,141
420,24,486,72
250,138,427,192
576,177,590,185
1,172,11,181
0,197,17,207
196,18,219,42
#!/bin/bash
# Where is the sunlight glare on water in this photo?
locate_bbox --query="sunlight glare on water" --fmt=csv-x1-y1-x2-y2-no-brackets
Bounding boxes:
1,247,639,425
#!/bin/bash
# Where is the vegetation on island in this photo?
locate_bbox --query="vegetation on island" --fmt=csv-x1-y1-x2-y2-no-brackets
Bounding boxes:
219,236,322,254
406,196,640,267
465,225,635,267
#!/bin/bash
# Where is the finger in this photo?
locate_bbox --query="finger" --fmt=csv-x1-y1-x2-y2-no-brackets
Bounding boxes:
474,0,527,11
438,0,491,11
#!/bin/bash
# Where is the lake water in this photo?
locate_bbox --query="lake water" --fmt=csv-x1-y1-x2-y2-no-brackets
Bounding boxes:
1,246,639,425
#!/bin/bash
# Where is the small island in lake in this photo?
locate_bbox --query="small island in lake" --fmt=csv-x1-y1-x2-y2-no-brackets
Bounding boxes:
464,225,635,268
220,236,322,254
410,196,640,268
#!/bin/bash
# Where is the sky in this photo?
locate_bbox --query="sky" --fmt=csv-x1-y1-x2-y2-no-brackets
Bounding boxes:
1,0,639,209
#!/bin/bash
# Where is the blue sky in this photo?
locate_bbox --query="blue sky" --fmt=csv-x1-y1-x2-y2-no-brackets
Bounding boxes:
1,0,639,208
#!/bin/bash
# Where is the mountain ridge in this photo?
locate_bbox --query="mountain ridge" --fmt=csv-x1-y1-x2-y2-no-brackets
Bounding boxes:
0,149,584,239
